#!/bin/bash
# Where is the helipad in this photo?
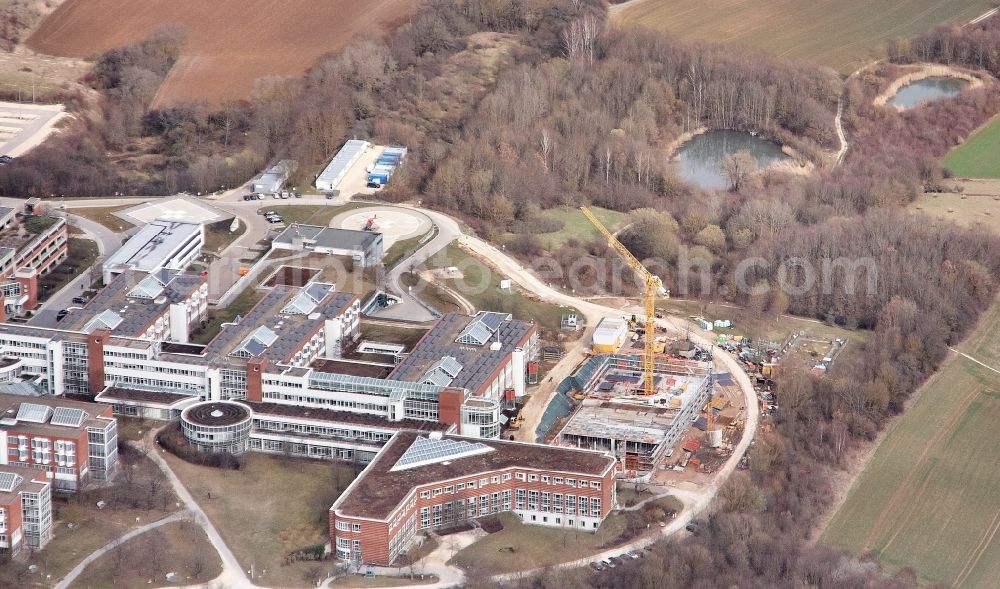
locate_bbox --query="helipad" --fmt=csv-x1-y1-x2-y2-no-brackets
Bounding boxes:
117,196,232,226
332,207,431,249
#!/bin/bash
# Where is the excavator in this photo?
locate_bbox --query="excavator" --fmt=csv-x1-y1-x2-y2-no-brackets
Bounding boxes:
580,206,667,395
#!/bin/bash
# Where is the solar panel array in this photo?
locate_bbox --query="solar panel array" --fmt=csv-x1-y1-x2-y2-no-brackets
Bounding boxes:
392,436,494,471
455,311,510,346
85,309,124,332
15,403,51,424
50,407,88,428
420,355,464,386
0,471,22,493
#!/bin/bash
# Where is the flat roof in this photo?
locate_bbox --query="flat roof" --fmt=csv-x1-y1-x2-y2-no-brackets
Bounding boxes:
61,270,204,337
316,139,370,188
0,393,112,435
560,401,679,445
312,358,393,379
244,401,450,432
389,313,535,393
96,387,198,407
104,219,201,273
203,284,358,365
334,431,614,521
182,401,250,427
273,224,381,251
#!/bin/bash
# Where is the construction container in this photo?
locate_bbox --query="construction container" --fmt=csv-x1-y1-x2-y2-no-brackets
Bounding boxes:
367,165,395,186
382,146,408,161
592,317,628,353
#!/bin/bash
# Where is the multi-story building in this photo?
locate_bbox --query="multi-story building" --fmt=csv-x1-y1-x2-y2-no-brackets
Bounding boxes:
0,274,539,465
0,208,69,318
329,431,616,566
271,225,384,267
60,269,209,343
0,465,52,554
0,394,118,490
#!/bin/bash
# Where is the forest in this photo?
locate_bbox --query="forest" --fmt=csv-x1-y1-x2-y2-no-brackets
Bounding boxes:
3,2,1000,587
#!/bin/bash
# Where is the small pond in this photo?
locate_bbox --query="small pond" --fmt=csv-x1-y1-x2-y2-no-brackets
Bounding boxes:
888,76,968,109
674,130,788,190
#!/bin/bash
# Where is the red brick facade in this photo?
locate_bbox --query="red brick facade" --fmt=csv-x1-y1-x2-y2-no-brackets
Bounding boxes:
87,329,111,393
331,464,616,566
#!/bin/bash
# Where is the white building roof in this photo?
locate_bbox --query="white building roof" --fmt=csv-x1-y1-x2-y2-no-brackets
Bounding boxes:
104,220,202,274
316,140,370,190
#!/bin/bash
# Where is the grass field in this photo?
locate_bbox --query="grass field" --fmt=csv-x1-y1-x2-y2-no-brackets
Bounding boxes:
613,0,992,73
162,451,358,587
70,520,221,588
26,0,414,106
911,191,1000,234
424,244,583,335
944,117,1000,178
821,295,1000,587
38,237,99,302
71,204,135,232
508,206,628,251
448,512,628,576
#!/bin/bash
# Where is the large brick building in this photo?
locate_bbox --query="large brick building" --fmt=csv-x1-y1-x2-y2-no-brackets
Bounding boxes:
329,431,616,566
0,394,118,491
0,465,52,554
0,209,69,319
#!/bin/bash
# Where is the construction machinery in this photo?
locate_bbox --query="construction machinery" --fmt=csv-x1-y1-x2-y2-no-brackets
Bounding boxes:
580,206,667,395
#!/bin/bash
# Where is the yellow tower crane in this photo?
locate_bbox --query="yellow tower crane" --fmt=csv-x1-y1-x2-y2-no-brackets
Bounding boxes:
580,206,667,395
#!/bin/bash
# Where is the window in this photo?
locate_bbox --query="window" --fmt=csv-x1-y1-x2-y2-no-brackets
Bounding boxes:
554,477,563,484
433,488,442,497
579,480,589,488
541,475,550,484
528,474,539,482
502,473,511,482
444,486,454,494
420,490,430,499
336,521,350,531
515,472,526,481
420,507,430,528
468,480,476,489
491,475,500,484
567,478,576,487
456,483,465,491
480,478,489,487
352,523,362,532
591,498,601,514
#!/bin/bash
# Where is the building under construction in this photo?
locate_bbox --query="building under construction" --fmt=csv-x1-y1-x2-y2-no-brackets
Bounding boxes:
556,354,712,474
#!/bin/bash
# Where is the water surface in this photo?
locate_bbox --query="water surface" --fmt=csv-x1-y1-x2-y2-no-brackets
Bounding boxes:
889,76,968,109
674,130,788,190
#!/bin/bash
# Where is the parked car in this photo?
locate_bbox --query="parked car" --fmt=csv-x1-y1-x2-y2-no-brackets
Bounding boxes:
325,190,340,199
293,192,302,198
56,310,69,321
0,155,12,164
600,558,614,568
71,296,88,305
589,562,603,571
685,521,700,533
625,551,639,560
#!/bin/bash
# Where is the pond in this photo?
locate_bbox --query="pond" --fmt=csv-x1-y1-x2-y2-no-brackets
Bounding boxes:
674,130,788,190
888,76,968,109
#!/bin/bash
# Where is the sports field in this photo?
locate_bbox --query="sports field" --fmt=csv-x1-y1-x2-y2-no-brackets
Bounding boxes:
613,0,993,73
822,297,1000,587
944,118,1000,178
26,0,413,106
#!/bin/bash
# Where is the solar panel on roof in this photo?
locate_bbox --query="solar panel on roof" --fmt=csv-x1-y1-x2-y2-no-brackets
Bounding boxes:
0,472,22,493
281,291,319,315
391,436,494,471
16,403,52,423
305,282,331,302
50,407,88,428
243,339,266,357
438,356,462,377
479,312,507,330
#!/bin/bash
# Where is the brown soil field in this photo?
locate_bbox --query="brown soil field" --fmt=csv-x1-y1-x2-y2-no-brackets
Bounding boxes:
25,0,414,107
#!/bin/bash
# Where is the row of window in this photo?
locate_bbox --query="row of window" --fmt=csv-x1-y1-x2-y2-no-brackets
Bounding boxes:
335,521,363,532
516,472,601,489
516,489,602,516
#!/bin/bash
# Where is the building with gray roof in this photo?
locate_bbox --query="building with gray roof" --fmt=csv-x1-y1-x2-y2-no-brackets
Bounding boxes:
272,224,384,267
315,140,370,191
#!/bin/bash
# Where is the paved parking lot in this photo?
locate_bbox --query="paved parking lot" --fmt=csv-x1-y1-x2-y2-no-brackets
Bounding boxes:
0,102,65,157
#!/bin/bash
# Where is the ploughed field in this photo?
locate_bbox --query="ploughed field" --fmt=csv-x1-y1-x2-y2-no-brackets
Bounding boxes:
26,0,413,106
613,0,992,73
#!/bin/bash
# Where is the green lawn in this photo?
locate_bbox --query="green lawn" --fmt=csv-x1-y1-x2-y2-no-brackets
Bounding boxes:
448,512,628,576
70,205,136,232
38,237,99,302
615,0,992,74
508,206,627,251
385,225,437,270
423,244,583,335
69,520,221,589
203,218,247,256
821,295,1000,588
256,203,367,227
162,451,358,588
944,117,1000,178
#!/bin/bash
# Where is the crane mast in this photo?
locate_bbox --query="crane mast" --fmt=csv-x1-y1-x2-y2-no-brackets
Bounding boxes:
580,206,664,395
